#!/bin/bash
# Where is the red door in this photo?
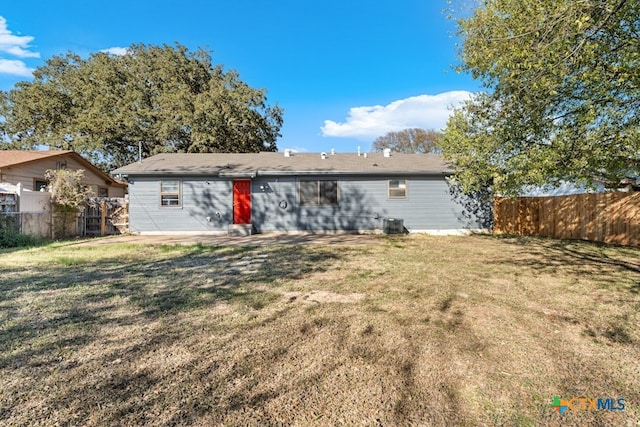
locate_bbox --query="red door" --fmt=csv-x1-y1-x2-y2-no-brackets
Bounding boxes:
233,180,251,224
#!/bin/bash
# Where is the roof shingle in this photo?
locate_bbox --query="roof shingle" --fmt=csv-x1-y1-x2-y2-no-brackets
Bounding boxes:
0,150,74,168
111,152,453,177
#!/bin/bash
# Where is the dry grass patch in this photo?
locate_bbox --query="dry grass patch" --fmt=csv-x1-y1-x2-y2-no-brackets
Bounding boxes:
0,235,639,426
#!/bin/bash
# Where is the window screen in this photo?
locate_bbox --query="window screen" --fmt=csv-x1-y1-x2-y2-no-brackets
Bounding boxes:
388,179,407,199
160,180,181,206
299,180,338,206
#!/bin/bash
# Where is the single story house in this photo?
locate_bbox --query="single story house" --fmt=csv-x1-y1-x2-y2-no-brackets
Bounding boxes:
111,151,486,235
0,150,127,198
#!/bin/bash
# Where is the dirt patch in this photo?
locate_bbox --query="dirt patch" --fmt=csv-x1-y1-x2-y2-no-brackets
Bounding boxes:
283,290,366,305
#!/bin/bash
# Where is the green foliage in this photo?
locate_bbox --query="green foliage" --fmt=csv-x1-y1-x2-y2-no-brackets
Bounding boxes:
372,128,442,154
46,169,92,238
0,230,42,248
443,0,640,195
0,43,283,171
0,215,42,248
45,169,92,211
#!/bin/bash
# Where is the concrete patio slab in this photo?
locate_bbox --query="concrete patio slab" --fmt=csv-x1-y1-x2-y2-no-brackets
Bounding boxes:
69,233,386,247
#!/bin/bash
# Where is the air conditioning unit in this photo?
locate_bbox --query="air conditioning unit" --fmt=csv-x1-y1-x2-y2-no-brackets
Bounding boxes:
383,218,404,234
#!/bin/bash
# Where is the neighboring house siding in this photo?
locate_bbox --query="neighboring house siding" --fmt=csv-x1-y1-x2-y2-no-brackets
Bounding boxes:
128,175,481,233
0,156,125,197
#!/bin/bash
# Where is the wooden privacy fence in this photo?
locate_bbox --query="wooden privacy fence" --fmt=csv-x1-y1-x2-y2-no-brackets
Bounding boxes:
82,197,128,236
494,192,640,247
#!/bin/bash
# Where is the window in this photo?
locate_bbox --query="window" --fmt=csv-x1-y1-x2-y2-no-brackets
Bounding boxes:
98,187,109,197
388,179,407,199
34,180,48,192
160,180,181,206
299,180,338,206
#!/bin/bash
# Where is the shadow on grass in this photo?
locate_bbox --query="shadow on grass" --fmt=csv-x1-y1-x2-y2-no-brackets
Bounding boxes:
0,244,340,371
0,240,474,425
481,234,640,283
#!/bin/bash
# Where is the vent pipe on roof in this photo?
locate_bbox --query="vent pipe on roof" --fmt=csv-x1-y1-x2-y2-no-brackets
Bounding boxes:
383,148,391,158
321,152,327,159
357,146,361,156
331,148,335,155
284,149,292,157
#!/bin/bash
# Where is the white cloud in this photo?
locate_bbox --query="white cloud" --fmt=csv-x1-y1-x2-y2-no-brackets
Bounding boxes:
282,146,309,153
321,91,473,140
100,47,129,56
0,16,40,58
0,58,34,76
0,16,39,78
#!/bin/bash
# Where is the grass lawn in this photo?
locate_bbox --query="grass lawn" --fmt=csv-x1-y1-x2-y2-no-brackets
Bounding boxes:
1,235,639,426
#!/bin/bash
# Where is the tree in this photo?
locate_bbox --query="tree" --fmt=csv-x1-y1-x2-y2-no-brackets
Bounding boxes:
371,128,442,154
441,0,640,195
45,169,93,238
0,43,283,171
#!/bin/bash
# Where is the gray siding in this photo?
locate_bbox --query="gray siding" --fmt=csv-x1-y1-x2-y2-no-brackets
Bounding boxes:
254,176,479,232
128,175,483,233
128,177,232,233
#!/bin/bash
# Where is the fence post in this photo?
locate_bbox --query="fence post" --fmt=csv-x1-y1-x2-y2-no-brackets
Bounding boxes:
101,199,107,237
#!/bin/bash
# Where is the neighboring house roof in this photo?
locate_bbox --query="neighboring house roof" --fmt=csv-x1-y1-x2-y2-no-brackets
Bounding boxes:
0,150,127,187
111,152,453,177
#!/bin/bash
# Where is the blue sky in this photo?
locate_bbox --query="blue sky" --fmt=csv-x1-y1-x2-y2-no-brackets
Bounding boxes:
0,0,480,153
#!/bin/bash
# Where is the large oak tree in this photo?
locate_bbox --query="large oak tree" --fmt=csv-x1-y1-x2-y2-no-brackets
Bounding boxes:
441,0,640,195
0,43,283,171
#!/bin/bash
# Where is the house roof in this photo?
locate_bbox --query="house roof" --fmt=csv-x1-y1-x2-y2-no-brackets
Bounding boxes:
0,150,74,168
111,152,453,177
0,150,127,187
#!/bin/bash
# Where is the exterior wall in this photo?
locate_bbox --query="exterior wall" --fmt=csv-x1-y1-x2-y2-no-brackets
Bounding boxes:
128,177,232,233
128,174,484,233
253,176,481,233
0,155,125,197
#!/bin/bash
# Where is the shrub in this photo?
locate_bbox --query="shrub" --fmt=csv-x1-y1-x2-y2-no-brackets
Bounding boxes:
0,215,44,248
0,229,42,248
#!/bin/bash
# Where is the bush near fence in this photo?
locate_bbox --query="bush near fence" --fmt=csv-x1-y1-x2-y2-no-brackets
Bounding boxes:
494,192,640,247
0,213,46,247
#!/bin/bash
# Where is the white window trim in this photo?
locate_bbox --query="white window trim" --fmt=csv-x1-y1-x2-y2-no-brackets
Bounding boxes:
160,179,182,207
388,179,408,199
